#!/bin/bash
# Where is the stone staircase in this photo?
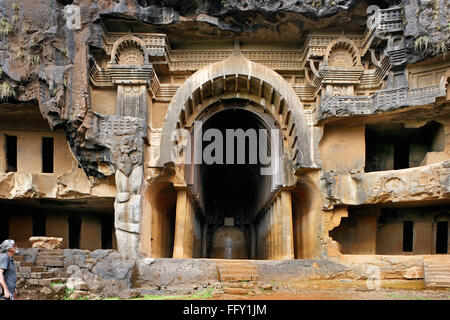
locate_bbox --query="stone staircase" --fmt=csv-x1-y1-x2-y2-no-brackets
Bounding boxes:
215,260,259,282
213,260,273,297
15,250,67,287
424,255,450,288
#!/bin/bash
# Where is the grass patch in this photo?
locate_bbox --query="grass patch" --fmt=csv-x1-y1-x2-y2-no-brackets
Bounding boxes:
386,293,432,300
105,288,215,301
50,282,64,289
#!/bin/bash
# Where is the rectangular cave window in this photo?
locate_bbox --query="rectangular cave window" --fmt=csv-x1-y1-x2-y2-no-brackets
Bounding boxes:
5,135,17,173
393,140,409,170
32,214,46,236
365,121,445,172
42,137,54,173
101,215,114,249
403,221,414,252
0,215,9,242
436,221,448,254
68,217,81,249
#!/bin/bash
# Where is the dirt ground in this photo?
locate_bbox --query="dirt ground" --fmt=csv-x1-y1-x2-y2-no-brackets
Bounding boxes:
214,289,450,300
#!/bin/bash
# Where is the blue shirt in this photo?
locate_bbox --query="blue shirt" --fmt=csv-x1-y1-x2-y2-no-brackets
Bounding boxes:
0,253,16,297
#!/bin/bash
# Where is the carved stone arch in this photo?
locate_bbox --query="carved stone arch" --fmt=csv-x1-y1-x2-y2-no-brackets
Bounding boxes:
110,35,149,66
324,38,362,68
158,53,317,173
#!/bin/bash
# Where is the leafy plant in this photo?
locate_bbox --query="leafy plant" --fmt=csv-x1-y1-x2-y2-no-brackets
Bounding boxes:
16,48,24,59
414,36,430,53
12,2,20,12
28,54,40,65
50,281,63,288
63,287,75,300
433,41,447,56
0,18,13,36
0,82,16,101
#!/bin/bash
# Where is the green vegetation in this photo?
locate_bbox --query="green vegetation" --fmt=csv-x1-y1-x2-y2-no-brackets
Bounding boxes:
12,3,20,12
414,36,430,53
50,282,64,289
16,48,24,59
386,293,432,300
105,288,214,301
433,41,447,56
28,54,41,65
63,287,75,300
0,18,13,37
0,82,16,101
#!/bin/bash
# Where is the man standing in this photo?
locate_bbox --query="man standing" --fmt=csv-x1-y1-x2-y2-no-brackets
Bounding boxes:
0,240,18,300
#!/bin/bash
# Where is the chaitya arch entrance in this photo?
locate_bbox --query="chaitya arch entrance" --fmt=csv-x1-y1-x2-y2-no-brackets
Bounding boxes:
191,101,282,259
152,52,318,260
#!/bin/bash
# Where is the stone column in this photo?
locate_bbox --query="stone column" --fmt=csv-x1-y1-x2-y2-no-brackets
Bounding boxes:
173,188,188,258
250,224,256,259
280,190,294,260
201,223,208,258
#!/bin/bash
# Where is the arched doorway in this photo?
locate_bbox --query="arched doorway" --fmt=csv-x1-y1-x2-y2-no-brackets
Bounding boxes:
197,102,279,259
170,99,295,259
156,53,317,260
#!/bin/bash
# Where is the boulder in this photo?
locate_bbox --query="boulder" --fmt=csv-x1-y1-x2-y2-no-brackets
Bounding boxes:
52,284,66,294
118,289,141,299
40,287,52,295
401,267,424,279
29,237,63,249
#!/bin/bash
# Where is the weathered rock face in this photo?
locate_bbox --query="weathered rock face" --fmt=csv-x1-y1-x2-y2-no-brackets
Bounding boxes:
30,236,64,249
320,160,450,209
16,248,135,298
1,0,449,261
1,0,447,178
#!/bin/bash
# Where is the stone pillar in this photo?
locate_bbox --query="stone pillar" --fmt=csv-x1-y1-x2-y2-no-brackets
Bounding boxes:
274,194,283,260
280,190,294,260
268,205,273,259
172,188,195,258
201,223,208,258
173,188,188,258
250,224,256,259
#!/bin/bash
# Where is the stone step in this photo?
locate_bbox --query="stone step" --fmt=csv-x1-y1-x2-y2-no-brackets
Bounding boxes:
424,265,450,270
16,261,35,267
30,272,55,279
225,282,248,288
424,256,450,288
425,272,450,277
220,274,259,282
28,278,66,287
38,249,64,255
217,265,257,271
35,259,64,267
36,255,64,260
223,287,252,295
18,266,48,273
14,255,25,262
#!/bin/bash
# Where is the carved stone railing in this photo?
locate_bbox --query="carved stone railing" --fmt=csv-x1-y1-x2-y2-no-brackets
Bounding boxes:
88,56,112,87
408,82,447,105
317,96,373,119
103,32,171,60
148,70,161,99
316,80,448,121
320,161,450,210
368,6,403,35
372,87,408,110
